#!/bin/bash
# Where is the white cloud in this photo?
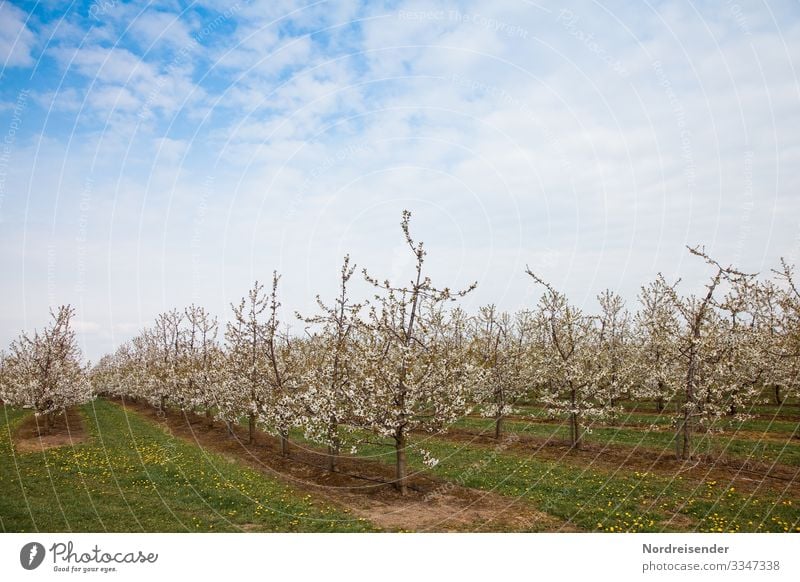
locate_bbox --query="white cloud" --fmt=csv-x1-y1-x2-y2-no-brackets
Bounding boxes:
129,10,195,52
2,0,799,361
0,2,36,67
53,45,155,84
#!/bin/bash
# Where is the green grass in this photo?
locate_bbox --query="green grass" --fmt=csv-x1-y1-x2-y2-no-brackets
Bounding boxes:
0,400,373,532
511,403,799,434
458,416,800,466
337,432,800,533
462,408,800,466
3,398,797,533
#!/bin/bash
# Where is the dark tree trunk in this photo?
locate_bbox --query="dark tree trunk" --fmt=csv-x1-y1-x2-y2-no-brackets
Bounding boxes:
280,431,289,457
680,340,699,460
679,397,693,461
327,420,339,472
570,412,582,450
248,413,255,444
569,386,582,450
680,411,692,460
775,385,784,405
327,444,338,472
394,429,408,495
205,407,214,428
495,415,504,439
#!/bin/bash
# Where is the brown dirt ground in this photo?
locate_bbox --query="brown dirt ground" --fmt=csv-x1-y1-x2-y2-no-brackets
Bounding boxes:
116,399,573,532
13,408,88,454
441,427,800,497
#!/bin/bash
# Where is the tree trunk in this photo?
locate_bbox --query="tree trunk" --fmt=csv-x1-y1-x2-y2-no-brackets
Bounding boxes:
226,421,235,439
205,407,214,428
280,431,289,457
327,443,338,472
248,413,255,444
680,411,692,460
494,415,503,439
680,341,698,460
775,385,784,405
327,420,339,472
160,394,167,412
569,386,581,450
42,412,51,436
680,401,692,460
395,429,408,495
570,412,582,450
656,396,664,413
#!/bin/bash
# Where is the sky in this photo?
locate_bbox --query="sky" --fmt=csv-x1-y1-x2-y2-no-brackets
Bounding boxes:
0,0,799,361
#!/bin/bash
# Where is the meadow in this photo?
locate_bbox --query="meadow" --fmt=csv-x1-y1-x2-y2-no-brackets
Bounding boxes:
2,397,797,533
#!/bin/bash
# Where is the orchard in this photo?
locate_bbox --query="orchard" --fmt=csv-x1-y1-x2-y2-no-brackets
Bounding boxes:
2,211,798,532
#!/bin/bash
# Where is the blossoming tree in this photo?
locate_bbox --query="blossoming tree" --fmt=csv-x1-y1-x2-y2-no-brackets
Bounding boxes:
297,255,364,471
358,210,479,494
526,270,611,450
471,305,534,439
1,305,91,434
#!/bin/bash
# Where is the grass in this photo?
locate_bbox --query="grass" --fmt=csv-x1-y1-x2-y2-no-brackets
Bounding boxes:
511,403,799,433
0,400,372,532
339,433,800,533
454,416,800,466
2,397,797,533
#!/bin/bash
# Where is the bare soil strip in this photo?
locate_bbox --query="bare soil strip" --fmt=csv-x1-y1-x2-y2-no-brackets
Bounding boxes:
117,400,572,532
13,408,88,454
440,428,799,496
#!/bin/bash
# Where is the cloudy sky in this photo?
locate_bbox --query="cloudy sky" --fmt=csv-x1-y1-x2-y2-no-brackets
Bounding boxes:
1,0,798,360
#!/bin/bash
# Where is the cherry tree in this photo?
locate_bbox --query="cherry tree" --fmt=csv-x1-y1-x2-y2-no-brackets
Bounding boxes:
2,305,91,434
632,275,682,412
771,259,800,404
89,352,120,399
297,255,364,471
526,270,610,450
710,281,778,418
259,272,302,456
358,210,479,494
223,274,301,453
225,281,271,444
0,350,9,405
183,305,223,426
596,290,634,416
471,305,533,439
664,247,756,459
143,310,186,411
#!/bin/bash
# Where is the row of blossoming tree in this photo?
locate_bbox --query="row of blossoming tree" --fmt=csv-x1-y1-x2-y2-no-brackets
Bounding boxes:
2,212,799,494
0,305,91,433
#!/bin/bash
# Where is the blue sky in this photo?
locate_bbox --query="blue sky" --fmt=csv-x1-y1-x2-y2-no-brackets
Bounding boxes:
1,0,799,360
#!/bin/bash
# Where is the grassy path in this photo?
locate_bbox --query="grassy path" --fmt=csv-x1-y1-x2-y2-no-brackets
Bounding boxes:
455,416,800,466
349,434,800,532
0,400,372,532
283,424,799,533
